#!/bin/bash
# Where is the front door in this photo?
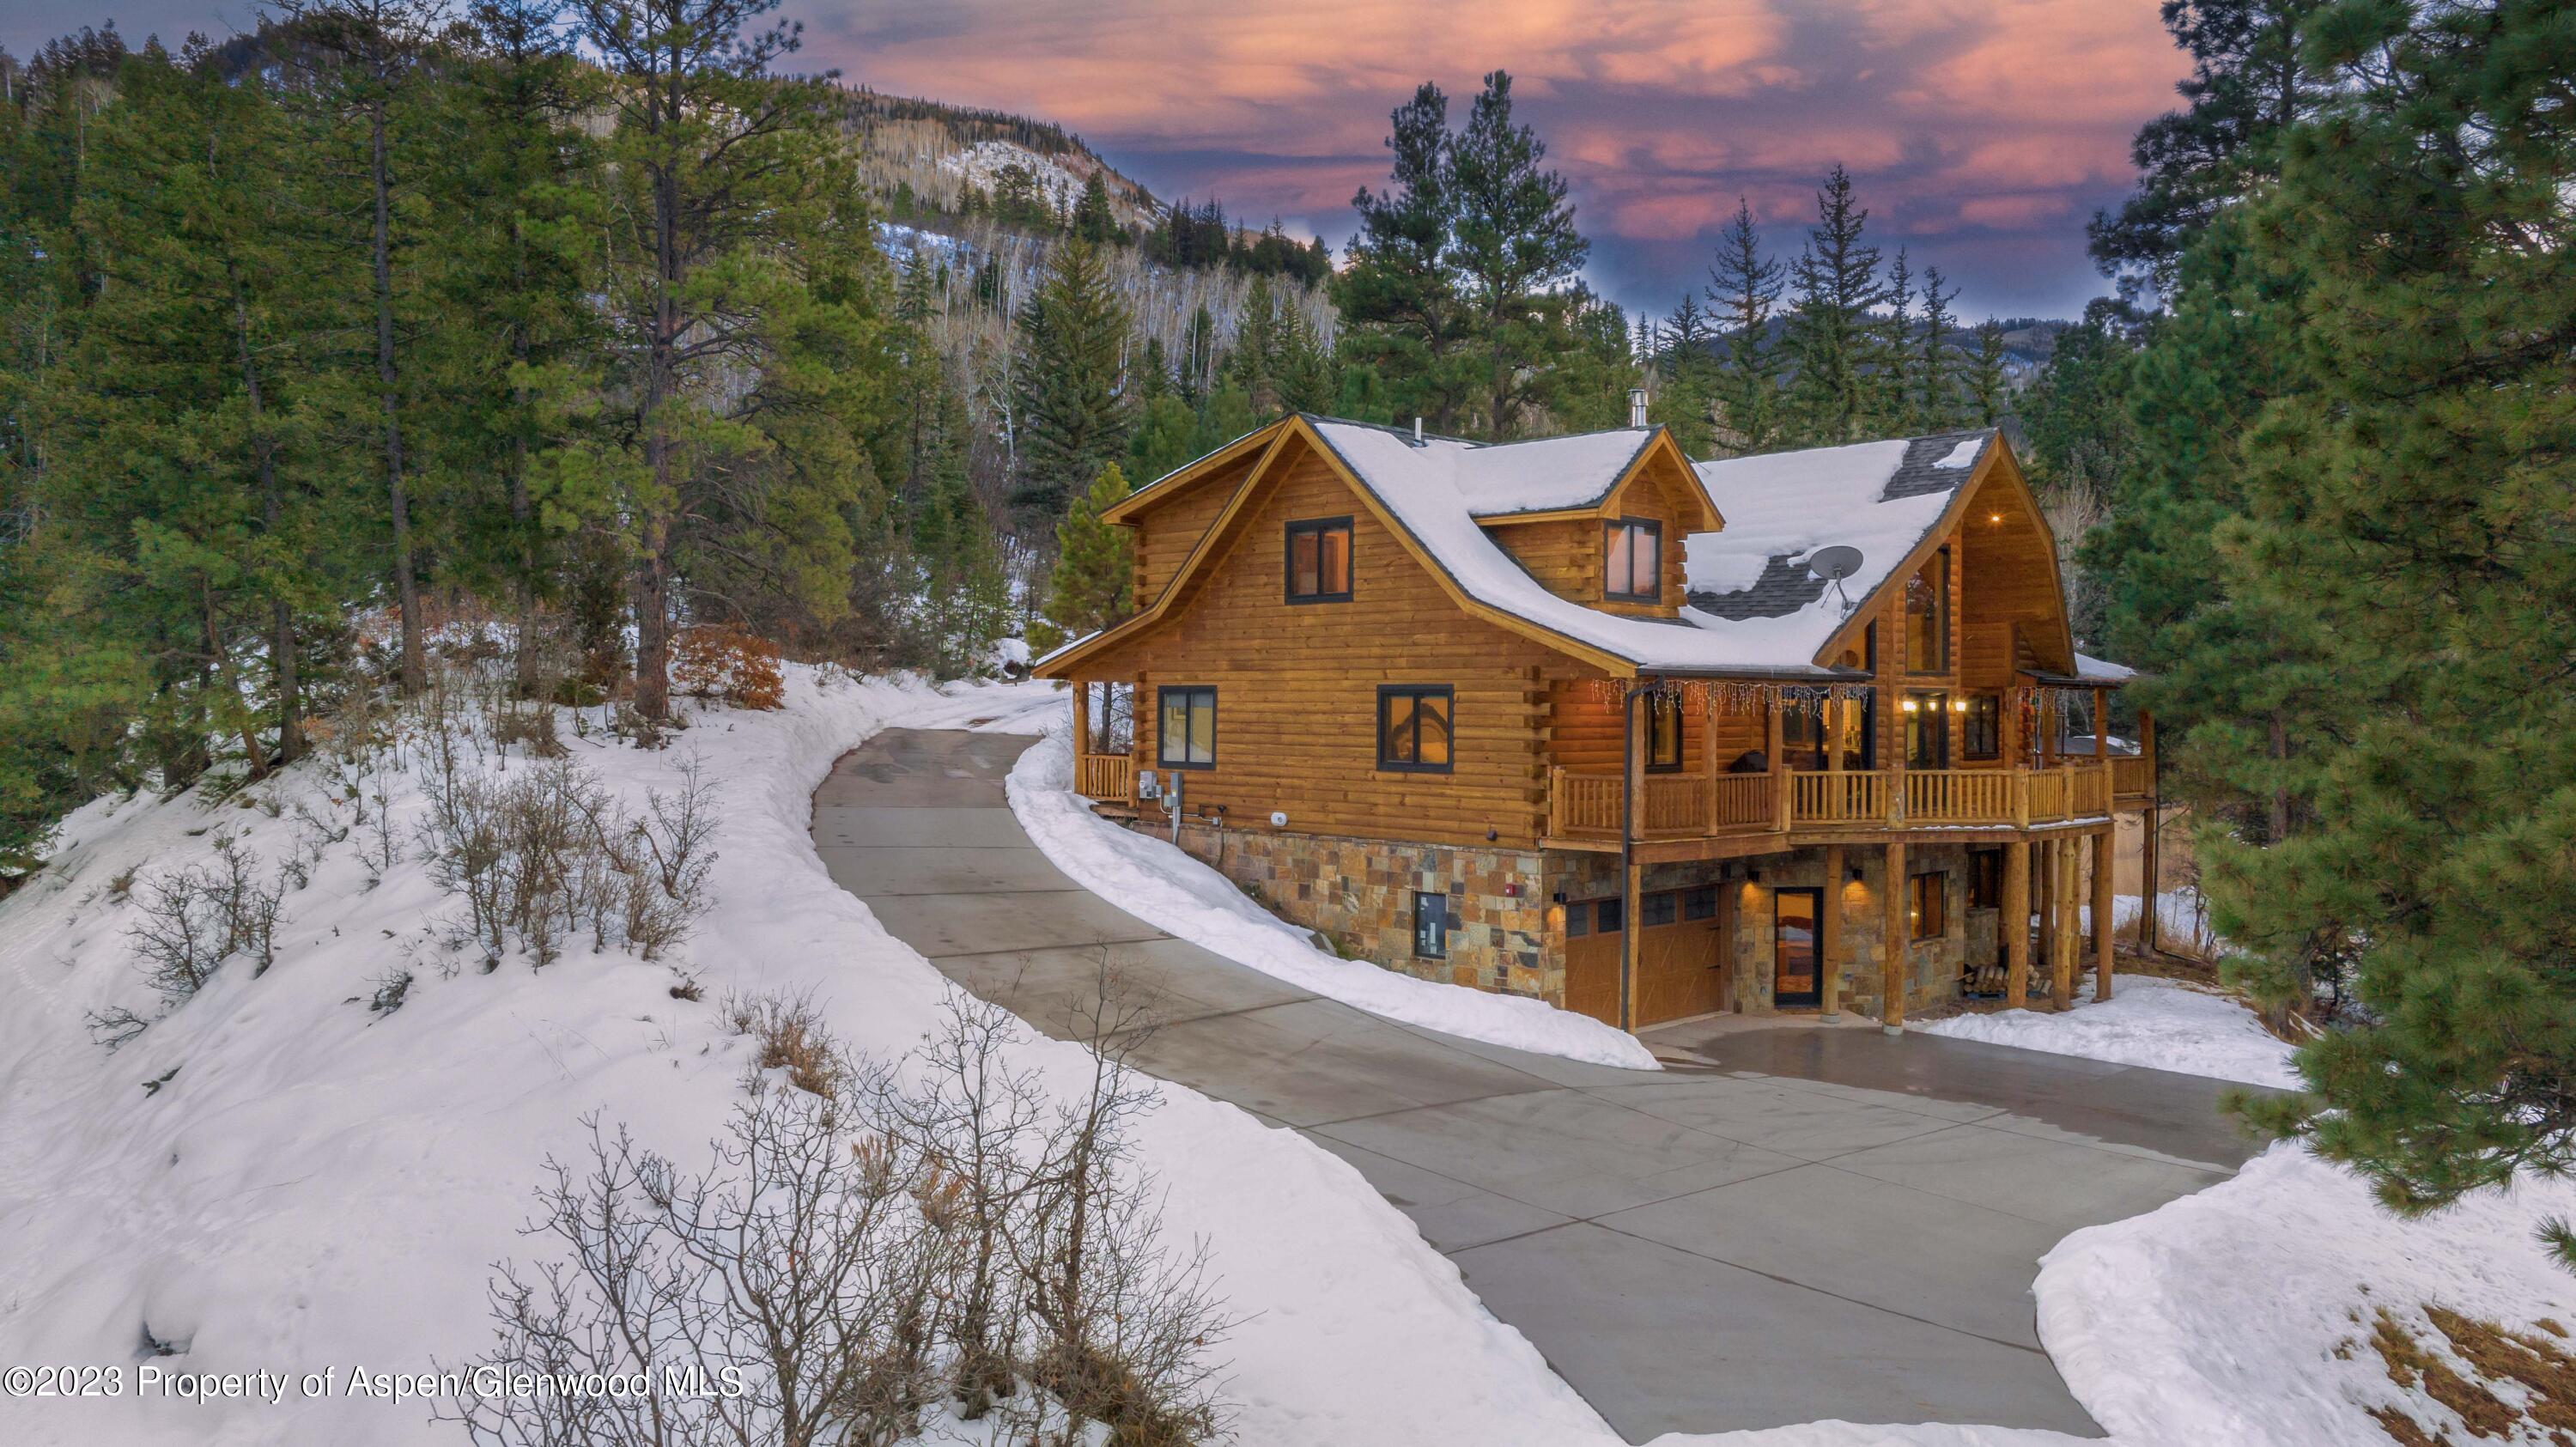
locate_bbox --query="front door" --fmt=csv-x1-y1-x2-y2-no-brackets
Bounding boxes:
1773,888,1823,1008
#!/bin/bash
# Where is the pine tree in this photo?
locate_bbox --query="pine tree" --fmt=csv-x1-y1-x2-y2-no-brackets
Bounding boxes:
1447,70,1588,438
1781,167,1886,446
1914,264,1961,428
2088,0,2331,299
1649,293,1716,455
1009,234,1132,525
1965,321,2009,424
1039,462,1133,648
1705,197,1783,453
1335,82,1473,433
2185,0,2576,1244
1070,170,1118,246
1873,247,1917,434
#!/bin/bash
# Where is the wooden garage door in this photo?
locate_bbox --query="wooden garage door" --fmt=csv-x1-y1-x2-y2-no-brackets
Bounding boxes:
1563,888,1729,1029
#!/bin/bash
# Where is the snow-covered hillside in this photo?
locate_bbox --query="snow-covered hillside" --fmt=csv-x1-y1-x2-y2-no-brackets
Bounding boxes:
4,667,2570,1447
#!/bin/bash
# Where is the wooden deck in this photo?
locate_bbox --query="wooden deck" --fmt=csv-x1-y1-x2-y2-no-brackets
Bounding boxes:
1546,761,2123,848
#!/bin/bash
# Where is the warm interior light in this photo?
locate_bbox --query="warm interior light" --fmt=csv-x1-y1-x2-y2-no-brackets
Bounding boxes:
1952,698,1968,713
1987,512,2003,523
1901,698,1918,713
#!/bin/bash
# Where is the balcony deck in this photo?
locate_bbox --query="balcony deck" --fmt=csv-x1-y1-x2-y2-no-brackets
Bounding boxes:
1545,761,2125,854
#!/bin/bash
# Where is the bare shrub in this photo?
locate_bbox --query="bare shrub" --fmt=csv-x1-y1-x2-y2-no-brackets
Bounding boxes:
416,755,720,969
123,834,287,1000
461,990,1234,1447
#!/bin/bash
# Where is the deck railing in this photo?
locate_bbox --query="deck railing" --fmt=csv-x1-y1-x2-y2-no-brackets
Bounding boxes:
1548,762,2120,842
2111,754,2152,798
1076,752,1135,805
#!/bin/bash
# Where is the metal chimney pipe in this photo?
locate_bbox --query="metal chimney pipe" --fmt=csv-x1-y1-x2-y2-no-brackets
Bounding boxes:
1413,416,1424,443
1629,386,1649,428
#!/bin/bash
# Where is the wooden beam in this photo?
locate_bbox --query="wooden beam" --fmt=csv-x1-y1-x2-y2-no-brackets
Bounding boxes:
1881,840,1907,1034
2093,687,2109,759
2052,837,2079,1009
2004,839,2031,1010
1071,679,1091,762
1820,842,1844,1021
2093,826,2115,1003
1624,690,1647,1032
2036,838,2056,1005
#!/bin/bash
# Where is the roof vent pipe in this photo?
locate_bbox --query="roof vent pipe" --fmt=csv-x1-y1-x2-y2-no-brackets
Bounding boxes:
1413,416,1423,444
1628,386,1649,428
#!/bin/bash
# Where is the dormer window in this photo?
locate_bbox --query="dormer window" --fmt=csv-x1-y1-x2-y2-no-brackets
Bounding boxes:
1285,517,1353,603
1605,518,1662,602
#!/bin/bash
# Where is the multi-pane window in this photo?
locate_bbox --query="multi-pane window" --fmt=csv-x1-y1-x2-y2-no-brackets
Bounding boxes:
1683,885,1718,921
1285,517,1353,603
1642,891,1678,927
1647,691,1683,770
1905,690,1950,769
1962,691,2002,760
1565,902,1590,938
1905,546,1950,673
1594,896,1625,933
1909,871,1948,941
1781,691,1874,770
1414,891,1451,958
1605,518,1662,602
1156,686,1216,769
1376,685,1455,772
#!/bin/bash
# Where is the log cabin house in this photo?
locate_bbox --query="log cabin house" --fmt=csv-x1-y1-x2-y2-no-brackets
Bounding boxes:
1035,410,2155,1034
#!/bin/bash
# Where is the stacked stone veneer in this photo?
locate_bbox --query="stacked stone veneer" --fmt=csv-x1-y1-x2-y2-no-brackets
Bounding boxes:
1156,818,1983,1023
1161,819,1558,999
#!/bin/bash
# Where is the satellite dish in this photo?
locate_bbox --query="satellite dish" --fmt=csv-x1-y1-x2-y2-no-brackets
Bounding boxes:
1807,545,1864,581
1806,545,1865,615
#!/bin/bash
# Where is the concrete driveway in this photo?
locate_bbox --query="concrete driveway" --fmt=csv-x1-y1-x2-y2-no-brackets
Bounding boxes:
813,728,2261,1441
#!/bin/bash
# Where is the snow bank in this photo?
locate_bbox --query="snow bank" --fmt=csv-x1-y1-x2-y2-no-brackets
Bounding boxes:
1004,725,1659,1070
2039,1142,2576,1446
0,672,1612,1447
1915,973,2299,1089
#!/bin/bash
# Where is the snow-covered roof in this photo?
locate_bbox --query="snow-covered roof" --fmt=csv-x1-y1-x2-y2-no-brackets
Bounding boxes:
1301,417,1847,676
2074,653,2137,684
1680,430,1995,666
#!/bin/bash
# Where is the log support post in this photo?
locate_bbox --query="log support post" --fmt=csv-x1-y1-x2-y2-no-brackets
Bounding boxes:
2093,826,2115,1003
1880,840,1907,1035
1820,842,1844,1021
2004,838,2031,1009
2051,837,2079,1009
1767,689,1789,830
1071,678,1091,764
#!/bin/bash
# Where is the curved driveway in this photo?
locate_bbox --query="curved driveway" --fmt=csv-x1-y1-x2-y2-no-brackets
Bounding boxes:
814,728,2259,1442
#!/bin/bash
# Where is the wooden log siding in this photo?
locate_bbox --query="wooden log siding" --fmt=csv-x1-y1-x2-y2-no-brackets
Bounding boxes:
1089,446,1561,850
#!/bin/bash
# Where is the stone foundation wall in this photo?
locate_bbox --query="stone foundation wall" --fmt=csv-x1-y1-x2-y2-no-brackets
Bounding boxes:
1717,844,1973,1018
1160,820,1558,1000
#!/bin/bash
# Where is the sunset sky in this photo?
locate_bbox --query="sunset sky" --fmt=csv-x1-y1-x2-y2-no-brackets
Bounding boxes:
4,0,2190,321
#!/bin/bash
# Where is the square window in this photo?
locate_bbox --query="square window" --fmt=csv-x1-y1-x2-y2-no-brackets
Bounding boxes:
1285,517,1353,603
1683,885,1717,921
1565,903,1589,938
1605,518,1662,602
1156,686,1215,769
1594,897,1625,934
1642,891,1677,927
1377,685,1455,773
1413,891,1450,958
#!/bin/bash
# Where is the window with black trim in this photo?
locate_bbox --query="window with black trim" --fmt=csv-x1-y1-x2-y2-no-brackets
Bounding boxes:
1413,891,1450,958
1909,871,1947,941
1285,516,1353,603
1968,850,2002,909
1646,691,1683,771
1683,885,1717,921
1905,546,1951,673
1781,691,1874,771
1565,903,1590,938
1605,518,1662,602
1156,686,1216,769
1642,891,1678,927
1594,897,1625,933
1376,685,1454,772
1962,691,2002,759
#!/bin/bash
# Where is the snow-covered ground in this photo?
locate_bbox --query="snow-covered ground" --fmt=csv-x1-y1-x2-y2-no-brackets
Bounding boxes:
1005,726,1657,1070
1916,972,2300,1089
5,669,2567,1447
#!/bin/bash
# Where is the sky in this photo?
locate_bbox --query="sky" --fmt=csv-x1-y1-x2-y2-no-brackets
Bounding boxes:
3,0,2191,322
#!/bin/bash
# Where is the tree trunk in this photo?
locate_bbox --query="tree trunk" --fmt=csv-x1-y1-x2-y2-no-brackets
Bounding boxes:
372,93,423,695
234,283,300,764
630,71,684,722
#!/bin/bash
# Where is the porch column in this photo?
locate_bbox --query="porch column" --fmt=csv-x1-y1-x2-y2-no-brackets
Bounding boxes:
2052,838,2079,1009
2093,687,2110,759
1624,687,1649,1031
2139,708,2160,953
2004,839,2031,1009
1820,842,1844,1021
2036,839,2057,1005
1071,678,1091,763
1699,685,1719,835
2093,827,2116,1003
1766,689,1789,830
1880,840,1907,1034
